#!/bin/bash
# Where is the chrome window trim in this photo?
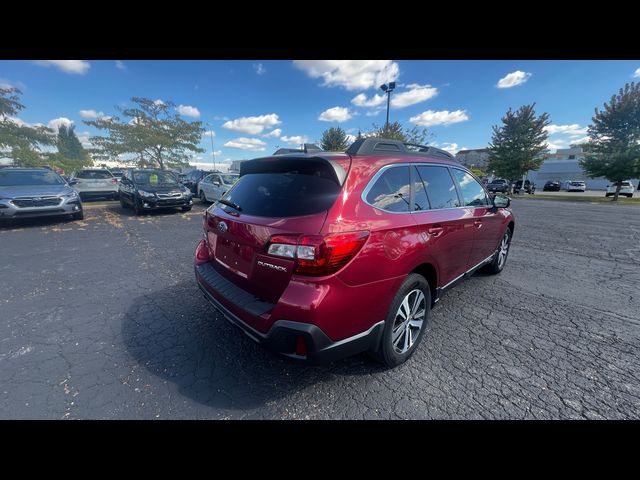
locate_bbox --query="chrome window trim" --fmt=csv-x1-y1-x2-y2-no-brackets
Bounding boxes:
361,162,478,214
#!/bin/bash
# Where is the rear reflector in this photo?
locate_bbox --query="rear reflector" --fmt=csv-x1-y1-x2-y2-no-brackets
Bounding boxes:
295,336,307,356
266,231,369,276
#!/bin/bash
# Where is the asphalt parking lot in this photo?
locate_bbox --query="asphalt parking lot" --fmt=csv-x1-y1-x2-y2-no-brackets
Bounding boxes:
1,199,639,419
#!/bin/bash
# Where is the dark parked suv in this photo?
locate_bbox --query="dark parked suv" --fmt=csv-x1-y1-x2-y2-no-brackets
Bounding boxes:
195,138,514,367
119,169,193,215
486,178,510,193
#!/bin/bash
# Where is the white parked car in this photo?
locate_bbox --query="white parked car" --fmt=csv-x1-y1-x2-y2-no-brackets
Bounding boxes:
605,181,635,198
197,173,239,202
566,180,586,192
70,168,119,200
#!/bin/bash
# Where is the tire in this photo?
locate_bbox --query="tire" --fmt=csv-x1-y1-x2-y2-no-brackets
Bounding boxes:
373,273,431,368
199,190,207,203
605,193,611,197
629,194,634,198
181,206,192,212
72,209,84,221
133,199,143,216
484,229,512,275
119,194,128,209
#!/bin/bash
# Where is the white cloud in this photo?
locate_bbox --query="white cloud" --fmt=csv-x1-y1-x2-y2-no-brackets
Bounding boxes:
47,117,73,131
391,84,438,108
544,124,588,136
254,63,266,75
351,93,386,108
153,99,165,106
76,131,93,148
435,142,465,155
177,105,201,118
281,135,309,145
318,106,352,122
224,137,267,151
202,130,216,138
634,68,640,78
222,114,281,134
33,60,90,75
366,110,381,117
345,134,356,143
264,128,282,138
115,60,126,71
293,60,399,91
410,110,469,127
496,70,531,88
78,109,107,120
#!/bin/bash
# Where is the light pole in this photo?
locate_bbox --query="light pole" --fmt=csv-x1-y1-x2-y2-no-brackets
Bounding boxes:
380,82,396,130
206,122,216,171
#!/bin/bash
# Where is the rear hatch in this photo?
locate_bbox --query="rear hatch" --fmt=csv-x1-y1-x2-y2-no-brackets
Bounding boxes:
74,170,117,191
204,155,350,304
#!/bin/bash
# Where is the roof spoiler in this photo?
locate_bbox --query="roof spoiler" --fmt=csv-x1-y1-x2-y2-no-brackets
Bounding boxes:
345,138,454,160
273,143,322,155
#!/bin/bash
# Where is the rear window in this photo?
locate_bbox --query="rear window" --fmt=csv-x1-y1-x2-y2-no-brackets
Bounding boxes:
224,172,341,218
75,170,113,179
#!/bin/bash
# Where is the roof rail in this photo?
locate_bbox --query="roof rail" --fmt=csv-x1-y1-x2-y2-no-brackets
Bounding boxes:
273,143,322,156
345,137,454,160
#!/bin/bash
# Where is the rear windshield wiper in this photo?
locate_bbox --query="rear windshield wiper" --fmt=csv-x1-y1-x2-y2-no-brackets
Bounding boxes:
217,198,242,212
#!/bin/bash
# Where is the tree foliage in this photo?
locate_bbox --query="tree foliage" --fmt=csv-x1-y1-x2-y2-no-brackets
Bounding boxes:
580,82,640,201
50,124,92,173
85,97,205,170
488,103,550,181
320,126,351,151
369,121,432,145
0,87,55,166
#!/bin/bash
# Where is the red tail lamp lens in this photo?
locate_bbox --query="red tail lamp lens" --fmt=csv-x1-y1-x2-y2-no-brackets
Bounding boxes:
195,239,211,265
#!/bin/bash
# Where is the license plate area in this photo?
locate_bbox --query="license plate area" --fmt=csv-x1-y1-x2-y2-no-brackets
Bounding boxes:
215,238,254,278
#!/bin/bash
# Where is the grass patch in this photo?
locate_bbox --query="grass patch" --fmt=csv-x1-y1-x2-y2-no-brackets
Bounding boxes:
515,194,640,204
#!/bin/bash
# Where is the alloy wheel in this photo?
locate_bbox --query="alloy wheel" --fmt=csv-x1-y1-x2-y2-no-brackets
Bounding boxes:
391,289,426,354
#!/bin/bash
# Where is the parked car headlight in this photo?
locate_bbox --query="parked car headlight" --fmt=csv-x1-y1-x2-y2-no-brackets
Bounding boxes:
138,190,156,198
63,191,78,198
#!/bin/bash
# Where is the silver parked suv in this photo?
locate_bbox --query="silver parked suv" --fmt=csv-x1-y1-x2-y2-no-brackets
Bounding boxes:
70,168,119,201
0,167,84,222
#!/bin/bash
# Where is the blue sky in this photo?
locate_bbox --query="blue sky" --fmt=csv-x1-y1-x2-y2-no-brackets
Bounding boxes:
2,60,640,165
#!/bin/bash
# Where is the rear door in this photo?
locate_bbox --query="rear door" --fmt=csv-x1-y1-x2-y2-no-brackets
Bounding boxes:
411,165,475,285
450,167,501,269
204,157,348,303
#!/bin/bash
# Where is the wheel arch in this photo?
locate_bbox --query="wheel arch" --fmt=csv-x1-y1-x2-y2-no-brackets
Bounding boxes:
411,263,438,306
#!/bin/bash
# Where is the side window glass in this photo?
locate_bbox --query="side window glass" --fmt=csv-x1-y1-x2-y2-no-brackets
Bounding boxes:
416,166,461,209
365,166,411,212
451,169,490,207
412,167,430,211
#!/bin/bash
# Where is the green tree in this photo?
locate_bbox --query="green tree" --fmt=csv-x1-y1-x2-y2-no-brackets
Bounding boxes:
370,121,432,145
50,124,92,173
85,97,204,170
320,126,351,151
0,87,55,166
488,103,550,182
580,82,640,201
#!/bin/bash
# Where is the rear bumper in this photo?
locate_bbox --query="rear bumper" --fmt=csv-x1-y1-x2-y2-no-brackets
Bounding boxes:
195,263,383,364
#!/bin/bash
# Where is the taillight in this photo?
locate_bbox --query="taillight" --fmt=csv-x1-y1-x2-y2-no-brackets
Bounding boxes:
111,178,118,184
266,231,369,276
195,239,211,265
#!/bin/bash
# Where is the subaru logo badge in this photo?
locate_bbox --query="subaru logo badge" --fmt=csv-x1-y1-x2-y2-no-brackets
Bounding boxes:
217,221,228,234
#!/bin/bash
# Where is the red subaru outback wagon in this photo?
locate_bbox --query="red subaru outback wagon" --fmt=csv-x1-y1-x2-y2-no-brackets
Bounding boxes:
195,138,514,367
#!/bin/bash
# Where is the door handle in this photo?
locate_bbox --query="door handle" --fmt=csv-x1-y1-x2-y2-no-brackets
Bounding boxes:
427,225,444,237
474,220,483,228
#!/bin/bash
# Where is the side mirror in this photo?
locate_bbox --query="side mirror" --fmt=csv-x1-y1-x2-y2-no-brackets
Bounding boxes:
68,179,78,186
493,194,510,209
213,181,221,187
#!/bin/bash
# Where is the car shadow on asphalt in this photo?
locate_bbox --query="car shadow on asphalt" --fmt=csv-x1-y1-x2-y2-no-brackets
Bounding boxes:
121,281,387,412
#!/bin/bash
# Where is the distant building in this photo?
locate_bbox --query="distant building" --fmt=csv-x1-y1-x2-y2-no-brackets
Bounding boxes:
526,146,640,190
230,159,247,172
455,149,490,169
